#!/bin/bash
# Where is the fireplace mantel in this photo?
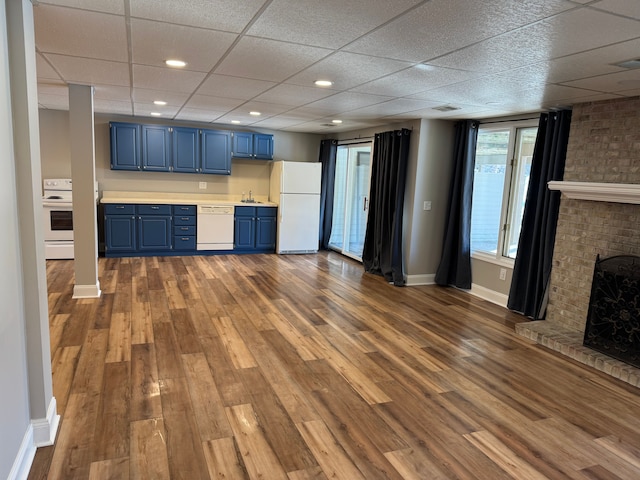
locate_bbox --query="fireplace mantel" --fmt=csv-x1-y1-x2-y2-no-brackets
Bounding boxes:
548,181,640,204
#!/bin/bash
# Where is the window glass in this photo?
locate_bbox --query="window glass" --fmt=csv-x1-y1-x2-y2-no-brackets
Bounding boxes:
470,122,538,261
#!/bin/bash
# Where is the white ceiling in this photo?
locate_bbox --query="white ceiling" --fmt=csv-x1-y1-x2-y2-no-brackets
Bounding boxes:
34,0,640,134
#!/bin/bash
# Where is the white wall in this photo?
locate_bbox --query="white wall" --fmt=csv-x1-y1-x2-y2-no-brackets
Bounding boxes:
0,1,36,478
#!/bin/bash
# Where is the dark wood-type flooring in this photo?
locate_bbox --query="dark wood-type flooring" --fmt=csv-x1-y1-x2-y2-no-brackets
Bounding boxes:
29,252,640,479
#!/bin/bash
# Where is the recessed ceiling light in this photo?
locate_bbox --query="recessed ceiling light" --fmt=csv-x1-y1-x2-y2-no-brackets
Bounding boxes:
615,58,640,69
231,120,241,124
332,119,343,124
165,59,186,68
153,100,167,106
249,111,261,116
150,112,162,116
314,80,333,87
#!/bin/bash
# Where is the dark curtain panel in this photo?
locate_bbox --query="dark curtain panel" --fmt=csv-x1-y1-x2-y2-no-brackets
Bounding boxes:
508,110,572,318
362,129,411,286
435,120,479,289
318,139,337,250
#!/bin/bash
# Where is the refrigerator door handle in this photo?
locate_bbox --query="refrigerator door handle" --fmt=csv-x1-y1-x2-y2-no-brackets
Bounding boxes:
363,197,368,211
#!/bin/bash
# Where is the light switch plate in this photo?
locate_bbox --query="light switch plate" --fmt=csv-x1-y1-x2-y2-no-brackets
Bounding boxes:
423,201,432,211
199,182,207,190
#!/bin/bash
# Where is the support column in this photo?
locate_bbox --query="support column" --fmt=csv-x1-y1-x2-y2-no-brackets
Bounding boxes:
6,0,58,446
69,84,101,298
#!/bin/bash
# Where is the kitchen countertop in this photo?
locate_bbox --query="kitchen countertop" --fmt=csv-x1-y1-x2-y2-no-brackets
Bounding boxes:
100,190,277,207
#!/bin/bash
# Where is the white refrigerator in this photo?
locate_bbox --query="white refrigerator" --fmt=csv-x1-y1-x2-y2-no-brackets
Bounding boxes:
269,161,322,254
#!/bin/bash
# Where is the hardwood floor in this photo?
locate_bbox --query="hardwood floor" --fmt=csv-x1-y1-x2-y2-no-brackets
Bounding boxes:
29,252,640,479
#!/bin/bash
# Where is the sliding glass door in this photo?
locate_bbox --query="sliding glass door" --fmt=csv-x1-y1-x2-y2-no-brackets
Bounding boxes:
328,142,372,260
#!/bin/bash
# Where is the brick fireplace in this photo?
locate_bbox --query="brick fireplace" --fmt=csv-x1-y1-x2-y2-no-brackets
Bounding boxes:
516,96,640,386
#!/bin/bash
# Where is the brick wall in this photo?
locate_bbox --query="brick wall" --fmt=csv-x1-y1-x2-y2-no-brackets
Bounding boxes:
546,96,640,331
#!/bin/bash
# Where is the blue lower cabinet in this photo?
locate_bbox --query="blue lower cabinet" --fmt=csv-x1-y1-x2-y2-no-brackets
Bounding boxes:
105,215,136,252
138,215,172,251
104,204,198,257
234,206,276,252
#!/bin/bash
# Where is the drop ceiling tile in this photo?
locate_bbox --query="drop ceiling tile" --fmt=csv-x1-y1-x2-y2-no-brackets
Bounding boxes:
592,0,640,19
213,112,265,126
286,51,413,90
562,70,640,93
174,108,227,123
133,103,180,118
36,54,61,80
184,95,245,111
252,84,336,106
232,101,292,117
250,116,308,130
43,54,129,87
247,0,422,49
345,0,575,62
215,37,332,83
133,65,206,93
430,8,640,73
93,99,133,115
303,92,394,116
340,98,441,119
130,19,237,72
352,65,480,97
93,84,130,101
132,88,190,106
38,0,125,15
129,0,266,32
196,74,276,99
542,92,625,109
34,4,128,61
38,94,69,110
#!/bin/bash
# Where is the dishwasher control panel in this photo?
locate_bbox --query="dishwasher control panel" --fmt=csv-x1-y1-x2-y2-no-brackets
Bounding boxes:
197,205,234,215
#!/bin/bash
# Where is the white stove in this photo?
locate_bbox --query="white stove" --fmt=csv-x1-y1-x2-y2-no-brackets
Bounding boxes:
43,178,74,259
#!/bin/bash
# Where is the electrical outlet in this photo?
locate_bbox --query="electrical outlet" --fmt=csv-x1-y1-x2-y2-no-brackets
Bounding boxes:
199,182,207,190
499,268,507,281
423,201,432,211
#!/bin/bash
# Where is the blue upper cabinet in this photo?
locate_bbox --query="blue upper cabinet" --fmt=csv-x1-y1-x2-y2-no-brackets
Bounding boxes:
201,129,231,175
232,132,273,160
142,125,171,172
254,134,274,159
172,127,200,173
110,122,141,170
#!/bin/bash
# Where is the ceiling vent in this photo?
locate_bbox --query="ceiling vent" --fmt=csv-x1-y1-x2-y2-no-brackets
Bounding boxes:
432,105,461,112
615,59,640,69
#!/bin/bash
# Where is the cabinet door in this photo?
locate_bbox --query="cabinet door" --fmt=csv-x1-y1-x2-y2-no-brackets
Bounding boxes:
110,122,141,170
232,132,253,158
138,215,172,251
234,216,255,249
172,127,199,173
256,216,276,250
201,130,231,175
105,215,136,252
253,134,274,160
142,125,171,171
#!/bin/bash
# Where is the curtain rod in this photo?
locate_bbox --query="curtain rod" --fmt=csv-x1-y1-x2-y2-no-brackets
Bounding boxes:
337,136,374,144
479,116,540,125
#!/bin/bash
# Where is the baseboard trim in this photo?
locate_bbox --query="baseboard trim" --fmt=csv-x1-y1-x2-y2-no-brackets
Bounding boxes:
405,274,436,286
32,396,60,447
469,283,509,308
8,425,36,480
73,281,101,299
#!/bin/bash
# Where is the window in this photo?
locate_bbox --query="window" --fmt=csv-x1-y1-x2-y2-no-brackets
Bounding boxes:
470,121,538,262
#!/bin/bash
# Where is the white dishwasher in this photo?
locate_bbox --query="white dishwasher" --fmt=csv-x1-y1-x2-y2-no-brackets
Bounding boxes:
197,205,235,250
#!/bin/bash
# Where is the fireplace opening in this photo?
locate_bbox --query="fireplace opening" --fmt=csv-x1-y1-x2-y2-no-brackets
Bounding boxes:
584,255,640,368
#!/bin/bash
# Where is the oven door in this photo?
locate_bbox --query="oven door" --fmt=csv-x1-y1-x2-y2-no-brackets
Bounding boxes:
43,202,74,241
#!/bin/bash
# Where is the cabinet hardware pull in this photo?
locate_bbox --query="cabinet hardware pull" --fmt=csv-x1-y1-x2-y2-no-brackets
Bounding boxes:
181,237,189,241
181,217,189,220
151,206,159,209
116,206,124,209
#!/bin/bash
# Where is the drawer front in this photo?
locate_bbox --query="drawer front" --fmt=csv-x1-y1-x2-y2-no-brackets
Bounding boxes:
173,205,196,215
137,204,171,215
173,225,196,236
235,206,255,217
174,215,196,226
257,206,277,217
104,204,135,215
173,235,196,250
